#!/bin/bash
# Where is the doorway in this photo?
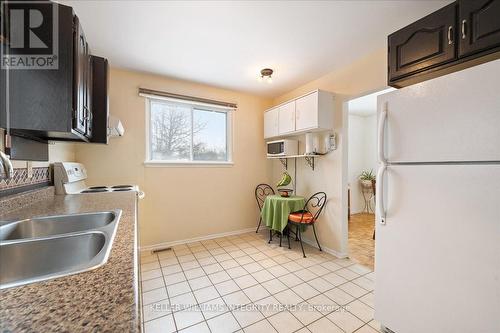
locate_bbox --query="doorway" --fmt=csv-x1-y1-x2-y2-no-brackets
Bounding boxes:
346,88,394,269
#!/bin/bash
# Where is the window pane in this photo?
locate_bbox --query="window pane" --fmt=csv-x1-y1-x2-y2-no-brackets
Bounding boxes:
193,109,227,161
150,101,191,161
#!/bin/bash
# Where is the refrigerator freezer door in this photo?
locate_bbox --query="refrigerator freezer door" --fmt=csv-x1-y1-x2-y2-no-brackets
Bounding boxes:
375,164,500,333
378,59,500,164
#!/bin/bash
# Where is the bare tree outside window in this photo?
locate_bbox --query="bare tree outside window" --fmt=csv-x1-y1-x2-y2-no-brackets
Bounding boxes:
149,99,229,162
193,109,227,161
150,102,191,160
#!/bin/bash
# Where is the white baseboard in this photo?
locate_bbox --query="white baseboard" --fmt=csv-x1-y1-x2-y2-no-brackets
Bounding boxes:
300,236,348,259
140,227,348,259
140,227,256,252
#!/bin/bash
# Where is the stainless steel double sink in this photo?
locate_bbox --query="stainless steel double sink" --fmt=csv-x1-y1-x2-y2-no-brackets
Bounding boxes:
0,210,122,290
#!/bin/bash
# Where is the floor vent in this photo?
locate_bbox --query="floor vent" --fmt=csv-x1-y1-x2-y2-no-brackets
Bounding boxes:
151,247,172,254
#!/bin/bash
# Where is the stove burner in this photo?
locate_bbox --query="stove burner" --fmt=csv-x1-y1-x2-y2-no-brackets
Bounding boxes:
89,186,108,189
81,189,108,193
111,185,133,189
112,188,132,192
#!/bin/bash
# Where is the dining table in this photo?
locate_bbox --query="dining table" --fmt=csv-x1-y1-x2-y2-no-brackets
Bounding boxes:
261,194,305,233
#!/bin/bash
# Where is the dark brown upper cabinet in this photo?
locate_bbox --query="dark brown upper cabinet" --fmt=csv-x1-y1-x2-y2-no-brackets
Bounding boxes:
0,3,80,141
74,16,92,139
388,3,457,81
0,1,106,144
459,0,500,57
388,0,500,88
90,56,109,144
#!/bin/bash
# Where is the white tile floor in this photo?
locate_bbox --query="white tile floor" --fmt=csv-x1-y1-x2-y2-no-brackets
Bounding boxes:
140,230,382,333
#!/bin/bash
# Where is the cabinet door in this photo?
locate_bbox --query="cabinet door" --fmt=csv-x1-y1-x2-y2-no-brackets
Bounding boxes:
459,0,500,57
295,92,318,131
90,56,109,144
84,43,92,138
264,107,279,138
388,3,457,81
278,101,296,134
73,19,87,135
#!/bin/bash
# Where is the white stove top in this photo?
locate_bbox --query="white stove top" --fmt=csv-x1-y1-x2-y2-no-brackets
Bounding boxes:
53,162,144,198
80,185,139,194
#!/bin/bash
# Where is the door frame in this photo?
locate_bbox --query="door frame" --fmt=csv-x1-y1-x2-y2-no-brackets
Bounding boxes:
341,87,393,259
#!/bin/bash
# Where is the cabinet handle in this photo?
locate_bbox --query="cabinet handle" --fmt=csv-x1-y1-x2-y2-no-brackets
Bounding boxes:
83,106,90,120
447,26,453,45
461,20,467,39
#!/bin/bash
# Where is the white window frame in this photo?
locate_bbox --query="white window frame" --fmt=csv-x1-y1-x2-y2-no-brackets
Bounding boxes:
144,97,233,167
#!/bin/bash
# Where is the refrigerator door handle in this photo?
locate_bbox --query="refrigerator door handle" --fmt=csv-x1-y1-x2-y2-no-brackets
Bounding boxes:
378,103,388,164
377,164,387,225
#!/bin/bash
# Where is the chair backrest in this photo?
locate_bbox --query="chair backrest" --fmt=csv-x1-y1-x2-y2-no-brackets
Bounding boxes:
304,192,327,221
255,184,275,210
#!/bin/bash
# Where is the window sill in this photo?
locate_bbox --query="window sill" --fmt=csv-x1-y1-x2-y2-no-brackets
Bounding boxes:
144,161,234,168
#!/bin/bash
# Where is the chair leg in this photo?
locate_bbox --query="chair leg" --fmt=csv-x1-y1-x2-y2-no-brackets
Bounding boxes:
295,225,299,241
268,229,272,244
256,217,262,233
287,226,291,249
297,225,306,258
312,224,322,252
279,232,282,247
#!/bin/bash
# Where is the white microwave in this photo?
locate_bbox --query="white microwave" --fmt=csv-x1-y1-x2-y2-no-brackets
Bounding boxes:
267,139,298,157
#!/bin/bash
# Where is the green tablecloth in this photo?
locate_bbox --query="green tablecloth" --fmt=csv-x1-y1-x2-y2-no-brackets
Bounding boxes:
261,195,305,232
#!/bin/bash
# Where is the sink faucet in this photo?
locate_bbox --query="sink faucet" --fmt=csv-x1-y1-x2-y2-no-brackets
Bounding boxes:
0,151,13,179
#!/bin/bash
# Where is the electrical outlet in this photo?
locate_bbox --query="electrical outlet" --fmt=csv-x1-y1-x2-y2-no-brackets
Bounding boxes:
329,133,337,151
27,161,33,179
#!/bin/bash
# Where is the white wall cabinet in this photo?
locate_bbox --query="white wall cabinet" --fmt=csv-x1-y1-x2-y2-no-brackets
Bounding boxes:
264,107,279,138
278,101,296,134
264,90,334,139
296,92,318,131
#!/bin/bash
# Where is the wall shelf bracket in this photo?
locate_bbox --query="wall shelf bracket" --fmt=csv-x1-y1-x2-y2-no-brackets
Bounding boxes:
279,158,288,170
304,156,315,170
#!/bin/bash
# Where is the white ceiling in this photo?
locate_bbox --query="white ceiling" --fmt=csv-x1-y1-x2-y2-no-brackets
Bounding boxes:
60,1,449,97
348,88,395,117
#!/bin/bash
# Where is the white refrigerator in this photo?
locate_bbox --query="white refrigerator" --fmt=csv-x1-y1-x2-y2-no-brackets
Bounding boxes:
375,59,500,333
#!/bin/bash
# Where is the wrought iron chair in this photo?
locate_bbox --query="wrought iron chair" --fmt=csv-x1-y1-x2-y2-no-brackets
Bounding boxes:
255,184,275,233
287,192,327,258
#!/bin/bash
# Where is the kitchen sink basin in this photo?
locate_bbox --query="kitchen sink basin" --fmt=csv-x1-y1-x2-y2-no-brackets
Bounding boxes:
0,210,121,290
0,211,116,241
0,232,105,287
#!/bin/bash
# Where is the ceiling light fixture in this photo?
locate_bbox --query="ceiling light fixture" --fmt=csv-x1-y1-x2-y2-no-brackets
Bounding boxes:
260,68,273,83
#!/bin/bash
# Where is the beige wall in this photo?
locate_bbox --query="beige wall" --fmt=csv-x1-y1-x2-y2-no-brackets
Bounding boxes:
47,143,76,164
270,48,388,256
75,68,272,248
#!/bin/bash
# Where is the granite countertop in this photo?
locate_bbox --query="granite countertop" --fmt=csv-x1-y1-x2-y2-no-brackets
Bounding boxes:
0,190,140,332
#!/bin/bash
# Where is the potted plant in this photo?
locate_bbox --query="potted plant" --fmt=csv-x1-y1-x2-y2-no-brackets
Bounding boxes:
359,169,376,188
